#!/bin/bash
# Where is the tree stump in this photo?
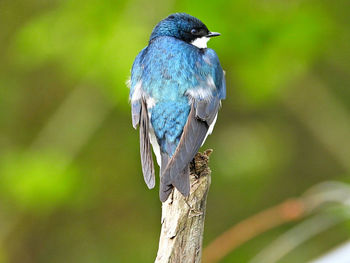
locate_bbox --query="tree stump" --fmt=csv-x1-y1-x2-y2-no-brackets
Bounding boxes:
155,149,212,263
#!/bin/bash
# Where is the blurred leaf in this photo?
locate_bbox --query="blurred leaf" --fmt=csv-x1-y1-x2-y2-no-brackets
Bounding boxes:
215,122,294,179
232,4,332,105
0,247,6,263
12,0,148,106
0,150,81,212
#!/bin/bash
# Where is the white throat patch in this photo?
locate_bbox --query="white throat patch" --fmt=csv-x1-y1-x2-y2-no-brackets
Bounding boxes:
191,36,210,49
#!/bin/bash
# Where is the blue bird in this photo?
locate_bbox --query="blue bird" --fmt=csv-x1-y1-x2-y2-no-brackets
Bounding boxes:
129,13,226,202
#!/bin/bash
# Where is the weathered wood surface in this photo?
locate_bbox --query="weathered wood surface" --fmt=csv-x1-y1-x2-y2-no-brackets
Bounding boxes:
155,149,212,263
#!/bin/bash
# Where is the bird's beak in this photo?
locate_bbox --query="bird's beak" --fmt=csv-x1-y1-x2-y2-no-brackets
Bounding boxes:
207,32,221,38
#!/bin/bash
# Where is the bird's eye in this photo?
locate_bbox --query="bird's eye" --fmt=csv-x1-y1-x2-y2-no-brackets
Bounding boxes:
191,29,198,35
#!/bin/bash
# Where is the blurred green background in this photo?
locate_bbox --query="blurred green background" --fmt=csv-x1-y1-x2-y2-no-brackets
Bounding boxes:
1,0,350,262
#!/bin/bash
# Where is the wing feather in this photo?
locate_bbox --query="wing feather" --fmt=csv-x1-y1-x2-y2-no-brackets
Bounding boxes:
160,104,209,200
140,99,155,189
195,98,220,125
131,101,141,129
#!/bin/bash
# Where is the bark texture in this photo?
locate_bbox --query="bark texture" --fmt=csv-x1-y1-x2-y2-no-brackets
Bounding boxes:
155,149,212,263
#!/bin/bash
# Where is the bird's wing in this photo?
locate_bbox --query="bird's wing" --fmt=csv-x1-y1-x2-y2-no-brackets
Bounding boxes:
159,48,225,201
139,99,155,189
129,48,146,129
129,48,155,189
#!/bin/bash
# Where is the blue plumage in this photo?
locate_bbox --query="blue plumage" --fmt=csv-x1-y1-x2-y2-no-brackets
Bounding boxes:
129,13,226,202
150,100,190,155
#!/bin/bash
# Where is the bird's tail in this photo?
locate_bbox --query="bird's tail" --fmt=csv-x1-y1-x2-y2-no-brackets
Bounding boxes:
159,152,172,202
159,152,190,202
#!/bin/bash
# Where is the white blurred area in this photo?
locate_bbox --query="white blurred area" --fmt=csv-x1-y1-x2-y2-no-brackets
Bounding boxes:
311,242,350,263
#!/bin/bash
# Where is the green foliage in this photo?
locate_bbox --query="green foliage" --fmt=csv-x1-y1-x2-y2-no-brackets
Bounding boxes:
0,151,80,212
215,122,293,178
14,0,148,105
12,0,333,107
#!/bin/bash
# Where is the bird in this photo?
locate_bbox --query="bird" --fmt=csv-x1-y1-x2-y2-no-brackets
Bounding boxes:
128,13,226,202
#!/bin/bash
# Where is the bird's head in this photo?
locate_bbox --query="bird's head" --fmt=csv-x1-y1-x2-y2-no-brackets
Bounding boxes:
149,13,220,49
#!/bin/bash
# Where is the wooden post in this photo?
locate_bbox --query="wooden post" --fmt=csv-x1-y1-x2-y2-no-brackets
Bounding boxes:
155,150,212,263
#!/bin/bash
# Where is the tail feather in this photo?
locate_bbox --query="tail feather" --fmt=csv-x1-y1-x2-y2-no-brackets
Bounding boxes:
159,106,208,202
159,152,172,202
172,165,190,196
159,165,190,202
